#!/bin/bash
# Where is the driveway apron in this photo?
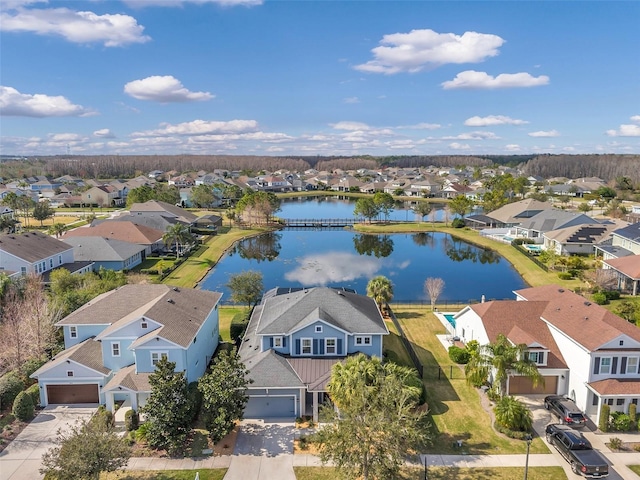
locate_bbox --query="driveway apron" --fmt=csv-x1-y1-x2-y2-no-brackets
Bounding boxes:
224,420,296,480
0,404,97,480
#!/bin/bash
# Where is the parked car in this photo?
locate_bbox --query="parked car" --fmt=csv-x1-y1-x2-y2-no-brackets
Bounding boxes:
544,395,587,428
545,424,609,477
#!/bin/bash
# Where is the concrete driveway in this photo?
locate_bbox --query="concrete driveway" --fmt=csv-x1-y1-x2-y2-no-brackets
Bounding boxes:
224,420,296,480
0,404,97,480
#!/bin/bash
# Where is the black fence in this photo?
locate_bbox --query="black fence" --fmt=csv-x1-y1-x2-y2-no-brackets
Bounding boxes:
387,309,424,378
512,242,549,272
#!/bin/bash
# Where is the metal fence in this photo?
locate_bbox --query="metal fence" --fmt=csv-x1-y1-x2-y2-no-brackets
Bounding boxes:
512,243,549,272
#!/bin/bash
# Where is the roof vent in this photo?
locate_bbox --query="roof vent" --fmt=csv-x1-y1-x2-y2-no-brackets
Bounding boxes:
584,301,591,306
337,291,344,296
584,316,589,320
173,287,179,292
558,289,564,293
167,298,174,304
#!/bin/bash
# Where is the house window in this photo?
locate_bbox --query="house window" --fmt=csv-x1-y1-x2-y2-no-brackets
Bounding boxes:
151,351,168,365
21,266,27,275
355,336,372,346
59,255,62,265
616,399,625,406
141,322,148,329
301,338,312,355
315,325,323,333
599,357,612,374
325,338,336,355
632,399,638,405
527,351,545,365
69,326,77,339
112,342,120,357
627,357,639,374
50,259,53,268
67,371,74,377
273,337,283,348
619,340,624,346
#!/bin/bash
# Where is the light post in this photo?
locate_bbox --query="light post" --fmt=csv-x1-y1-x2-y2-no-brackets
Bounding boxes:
423,453,428,480
523,434,532,480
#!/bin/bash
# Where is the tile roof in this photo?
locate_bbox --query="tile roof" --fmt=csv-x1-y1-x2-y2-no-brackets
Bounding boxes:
470,300,567,369
514,284,640,350
588,379,640,396
604,255,640,279
0,231,71,263
103,365,152,392
56,284,222,348
256,287,387,335
63,221,164,245
31,338,110,377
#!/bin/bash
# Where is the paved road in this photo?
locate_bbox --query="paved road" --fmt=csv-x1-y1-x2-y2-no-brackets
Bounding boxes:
0,405,97,480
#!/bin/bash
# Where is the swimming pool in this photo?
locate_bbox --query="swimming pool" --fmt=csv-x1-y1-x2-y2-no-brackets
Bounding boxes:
444,314,456,328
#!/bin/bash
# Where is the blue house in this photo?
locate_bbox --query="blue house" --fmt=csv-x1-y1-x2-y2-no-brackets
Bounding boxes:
31,284,222,413
239,287,389,421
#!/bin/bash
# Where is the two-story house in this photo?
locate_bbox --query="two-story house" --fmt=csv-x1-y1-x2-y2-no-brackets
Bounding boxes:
596,222,640,261
31,284,222,414
239,287,389,422
455,284,640,426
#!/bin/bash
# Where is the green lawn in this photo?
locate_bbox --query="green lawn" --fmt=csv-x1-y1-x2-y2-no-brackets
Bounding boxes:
392,304,549,455
294,466,567,480
219,305,244,342
629,465,640,475
101,469,226,480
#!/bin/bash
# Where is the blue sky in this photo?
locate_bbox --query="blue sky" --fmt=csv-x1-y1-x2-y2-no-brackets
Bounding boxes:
1,0,638,157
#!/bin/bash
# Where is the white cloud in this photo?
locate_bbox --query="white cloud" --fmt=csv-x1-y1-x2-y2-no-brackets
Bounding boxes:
330,121,371,131
0,7,151,47
343,97,360,104
442,70,549,89
396,123,441,130
354,29,504,74
528,130,560,137
131,119,259,137
122,0,262,7
442,131,500,140
284,252,381,286
0,85,92,117
606,124,640,137
449,142,471,150
505,144,521,151
464,115,528,127
631,115,640,123
124,76,213,102
93,128,115,138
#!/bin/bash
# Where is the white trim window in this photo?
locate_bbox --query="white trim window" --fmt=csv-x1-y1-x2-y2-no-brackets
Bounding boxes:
111,342,120,357
527,351,546,366
599,357,612,375
325,338,336,355
315,325,323,333
67,370,74,377
355,335,372,346
627,357,639,374
301,338,312,355
69,326,77,339
273,336,283,348
151,351,168,366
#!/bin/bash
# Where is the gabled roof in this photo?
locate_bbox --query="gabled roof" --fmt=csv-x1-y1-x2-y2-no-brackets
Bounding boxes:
0,231,72,263
612,222,640,243
514,284,640,351
130,200,197,223
62,236,147,262
256,287,387,336
588,378,640,396
486,199,553,224
31,338,110,377
103,365,152,393
603,255,640,280
62,221,164,245
517,210,599,234
469,300,567,369
544,223,616,244
244,349,305,388
56,284,222,348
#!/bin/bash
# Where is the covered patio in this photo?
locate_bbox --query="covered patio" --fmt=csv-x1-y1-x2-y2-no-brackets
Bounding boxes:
602,255,640,295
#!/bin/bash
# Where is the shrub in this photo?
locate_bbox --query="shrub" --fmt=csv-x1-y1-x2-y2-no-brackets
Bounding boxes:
599,404,610,432
92,405,114,429
124,409,139,432
493,421,533,440
298,434,309,450
187,381,202,422
557,272,573,280
629,403,637,431
465,340,480,355
602,290,621,301
25,383,40,408
12,391,35,421
592,292,608,305
230,312,249,342
448,346,470,364
0,372,26,410
494,396,533,432
610,412,632,432
451,218,465,228
608,437,623,450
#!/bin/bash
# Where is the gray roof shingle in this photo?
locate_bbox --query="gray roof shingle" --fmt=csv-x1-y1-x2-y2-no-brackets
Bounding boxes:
0,231,71,263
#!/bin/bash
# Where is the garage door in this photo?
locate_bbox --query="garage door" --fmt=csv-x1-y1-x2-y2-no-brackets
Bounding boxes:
244,396,296,419
46,384,99,404
508,376,558,395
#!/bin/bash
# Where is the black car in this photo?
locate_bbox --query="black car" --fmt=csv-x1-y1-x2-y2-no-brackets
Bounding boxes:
544,395,587,428
545,424,609,477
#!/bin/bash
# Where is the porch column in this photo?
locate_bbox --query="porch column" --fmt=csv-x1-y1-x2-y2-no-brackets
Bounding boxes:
105,392,114,412
131,393,138,412
313,391,319,423
634,280,638,296
300,388,306,418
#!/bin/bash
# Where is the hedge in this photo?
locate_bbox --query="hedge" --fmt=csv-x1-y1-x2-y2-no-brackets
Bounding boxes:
448,345,470,364
25,383,40,407
493,421,534,440
629,403,637,431
0,372,26,410
599,404,610,432
12,391,35,421
125,409,139,432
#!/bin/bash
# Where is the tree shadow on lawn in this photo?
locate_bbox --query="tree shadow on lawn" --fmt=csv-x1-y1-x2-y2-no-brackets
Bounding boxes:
394,311,424,320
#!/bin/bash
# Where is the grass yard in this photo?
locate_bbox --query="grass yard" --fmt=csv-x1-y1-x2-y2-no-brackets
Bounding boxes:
101,469,226,480
162,226,270,288
392,304,549,455
629,465,640,475
294,466,567,480
383,319,414,368
219,305,244,342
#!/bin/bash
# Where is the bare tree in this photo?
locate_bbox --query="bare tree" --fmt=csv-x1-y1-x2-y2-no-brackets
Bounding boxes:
424,277,445,311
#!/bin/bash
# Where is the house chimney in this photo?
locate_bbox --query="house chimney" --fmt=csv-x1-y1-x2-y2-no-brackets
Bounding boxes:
481,294,485,303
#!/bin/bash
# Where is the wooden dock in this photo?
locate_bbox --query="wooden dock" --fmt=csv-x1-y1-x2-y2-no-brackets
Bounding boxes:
282,218,356,228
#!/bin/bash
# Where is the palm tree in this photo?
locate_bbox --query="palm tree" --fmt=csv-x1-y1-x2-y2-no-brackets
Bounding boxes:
48,223,67,238
494,396,533,432
366,276,394,315
163,223,193,258
465,333,544,398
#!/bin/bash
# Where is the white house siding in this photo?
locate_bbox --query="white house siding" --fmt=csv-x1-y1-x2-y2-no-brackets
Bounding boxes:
455,309,490,345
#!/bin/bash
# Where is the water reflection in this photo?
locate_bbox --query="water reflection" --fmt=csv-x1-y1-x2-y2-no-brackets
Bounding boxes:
445,238,501,264
231,232,282,262
284,251,381,286
411,232,435,247
353,234,394,258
